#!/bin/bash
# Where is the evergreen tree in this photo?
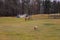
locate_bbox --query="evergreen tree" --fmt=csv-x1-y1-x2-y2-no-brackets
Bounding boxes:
44,0,51,14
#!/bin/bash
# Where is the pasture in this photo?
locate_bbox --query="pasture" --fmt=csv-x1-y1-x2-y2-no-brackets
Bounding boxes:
0,15,60,40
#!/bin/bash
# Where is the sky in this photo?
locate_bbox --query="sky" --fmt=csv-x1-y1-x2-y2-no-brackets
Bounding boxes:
51,0,60,2
19,0,60,4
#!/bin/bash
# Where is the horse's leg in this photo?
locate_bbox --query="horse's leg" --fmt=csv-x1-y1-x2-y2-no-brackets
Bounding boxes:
25,17,27,21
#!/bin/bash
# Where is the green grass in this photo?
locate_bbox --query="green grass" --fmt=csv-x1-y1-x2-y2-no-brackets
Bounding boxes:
0,17,60,40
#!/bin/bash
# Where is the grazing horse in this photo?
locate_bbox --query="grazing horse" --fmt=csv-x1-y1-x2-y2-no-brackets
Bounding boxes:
25,15,31,21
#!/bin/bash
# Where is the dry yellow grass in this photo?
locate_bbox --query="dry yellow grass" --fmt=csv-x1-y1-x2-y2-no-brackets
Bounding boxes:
0,14,60,40
32,14,49,19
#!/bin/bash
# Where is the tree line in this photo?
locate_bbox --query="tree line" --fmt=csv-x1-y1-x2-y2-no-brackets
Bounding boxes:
0,0,60,16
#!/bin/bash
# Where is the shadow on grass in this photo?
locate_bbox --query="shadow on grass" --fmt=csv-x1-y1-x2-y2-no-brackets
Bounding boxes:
44,23,55,26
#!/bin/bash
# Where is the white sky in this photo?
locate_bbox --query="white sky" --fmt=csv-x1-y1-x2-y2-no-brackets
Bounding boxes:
51,0,60,2
19,0,60,3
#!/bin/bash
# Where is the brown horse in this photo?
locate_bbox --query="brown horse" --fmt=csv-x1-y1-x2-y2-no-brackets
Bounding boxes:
25,16,31,21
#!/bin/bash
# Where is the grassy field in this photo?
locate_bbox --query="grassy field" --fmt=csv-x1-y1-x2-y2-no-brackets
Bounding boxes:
0,16,60,40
